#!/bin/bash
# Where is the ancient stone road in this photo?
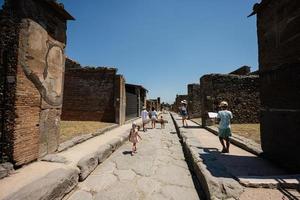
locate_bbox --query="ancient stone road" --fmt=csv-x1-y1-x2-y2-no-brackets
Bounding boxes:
65,114,201,200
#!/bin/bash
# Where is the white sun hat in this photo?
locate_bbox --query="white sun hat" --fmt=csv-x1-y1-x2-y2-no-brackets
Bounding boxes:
181,100,187,104
219,101,228,107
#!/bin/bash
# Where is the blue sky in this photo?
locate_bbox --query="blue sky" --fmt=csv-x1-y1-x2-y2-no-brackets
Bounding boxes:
1,0,259,103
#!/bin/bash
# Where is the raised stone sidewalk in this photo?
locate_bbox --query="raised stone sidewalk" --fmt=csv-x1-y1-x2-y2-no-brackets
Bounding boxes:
171,113,300,200
0,118,141,200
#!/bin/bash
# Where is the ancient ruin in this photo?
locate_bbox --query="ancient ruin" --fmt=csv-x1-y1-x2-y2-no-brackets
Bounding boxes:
61,58,126,124
187,84,201,118
200,70,260,126
254,0,300,171
0,0,74,165
146,97,161,111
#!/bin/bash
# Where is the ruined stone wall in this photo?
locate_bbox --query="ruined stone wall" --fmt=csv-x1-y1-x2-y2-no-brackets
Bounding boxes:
256,0,300,171
0,5,20,163
188,84,201,118
62,65,117,122
200,74,260,126
0,0,72,165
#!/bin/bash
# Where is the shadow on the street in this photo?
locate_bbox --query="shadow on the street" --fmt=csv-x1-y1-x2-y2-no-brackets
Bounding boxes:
183,126,202,129
197,147,287,178
170,131,177,134
122,151,132,155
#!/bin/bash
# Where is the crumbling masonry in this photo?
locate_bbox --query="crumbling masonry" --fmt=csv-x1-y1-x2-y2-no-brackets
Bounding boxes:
255,0,300,172
0,0,74,166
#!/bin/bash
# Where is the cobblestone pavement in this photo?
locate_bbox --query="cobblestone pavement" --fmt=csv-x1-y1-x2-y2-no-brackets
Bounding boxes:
65,114,201,200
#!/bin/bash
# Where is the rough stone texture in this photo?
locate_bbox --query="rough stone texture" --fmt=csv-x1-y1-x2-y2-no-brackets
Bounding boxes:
65,114,200,200
0,162,78,200
0,0,73,166
3,168,78,200
62,60,118,122
200,74,260,126
229,66,251,75
188,84,201,118
77,152,99,181
0,162,14,179
41,154,68,164
255,0,300,172
96,144,113,163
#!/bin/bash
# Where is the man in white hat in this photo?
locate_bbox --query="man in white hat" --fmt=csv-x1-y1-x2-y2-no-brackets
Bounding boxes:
141,106,149,132
216,101,233,153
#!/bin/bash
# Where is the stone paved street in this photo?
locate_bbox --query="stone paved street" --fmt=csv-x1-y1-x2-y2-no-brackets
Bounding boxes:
64,114,201,200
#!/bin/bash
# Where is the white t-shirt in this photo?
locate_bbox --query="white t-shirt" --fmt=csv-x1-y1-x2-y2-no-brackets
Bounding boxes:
141,110,148,121
151,110,158,119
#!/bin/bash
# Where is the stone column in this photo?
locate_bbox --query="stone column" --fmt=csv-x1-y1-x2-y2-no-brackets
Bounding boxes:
114,75,126,125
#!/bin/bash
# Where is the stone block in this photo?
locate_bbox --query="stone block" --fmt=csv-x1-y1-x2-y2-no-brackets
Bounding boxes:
77,152,99,181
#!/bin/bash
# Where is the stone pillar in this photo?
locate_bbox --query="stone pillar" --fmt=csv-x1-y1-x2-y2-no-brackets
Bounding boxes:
114,75,126,125
0,0,74,165
256,0,300,171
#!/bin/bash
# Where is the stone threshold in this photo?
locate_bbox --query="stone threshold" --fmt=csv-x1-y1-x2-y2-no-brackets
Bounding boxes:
0,118,142,200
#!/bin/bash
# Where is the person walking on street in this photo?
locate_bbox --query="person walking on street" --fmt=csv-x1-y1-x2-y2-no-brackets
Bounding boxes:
141,106,149,132
151,107,158,129
180,100,188,127
216,101,233,153
129,122,142,156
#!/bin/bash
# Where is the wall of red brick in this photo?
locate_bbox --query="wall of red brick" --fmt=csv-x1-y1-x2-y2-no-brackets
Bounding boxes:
0,0,72,166
62,64,118,122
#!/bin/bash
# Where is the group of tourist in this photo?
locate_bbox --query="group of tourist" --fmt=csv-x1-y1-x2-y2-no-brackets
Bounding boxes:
129,106,165,156
129,99,233,156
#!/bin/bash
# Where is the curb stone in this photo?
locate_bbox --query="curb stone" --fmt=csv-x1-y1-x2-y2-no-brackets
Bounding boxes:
75,132,131,181
2,165,79,200
171,113,244,200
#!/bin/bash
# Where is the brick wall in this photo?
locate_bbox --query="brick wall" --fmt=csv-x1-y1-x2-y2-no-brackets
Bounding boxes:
256,0,300,171
0,0,73,166
200,74,260,126
187,84,201,118
62,63,117,122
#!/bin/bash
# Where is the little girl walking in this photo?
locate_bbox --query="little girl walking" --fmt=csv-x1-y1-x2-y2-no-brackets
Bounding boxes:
129,122,142,156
